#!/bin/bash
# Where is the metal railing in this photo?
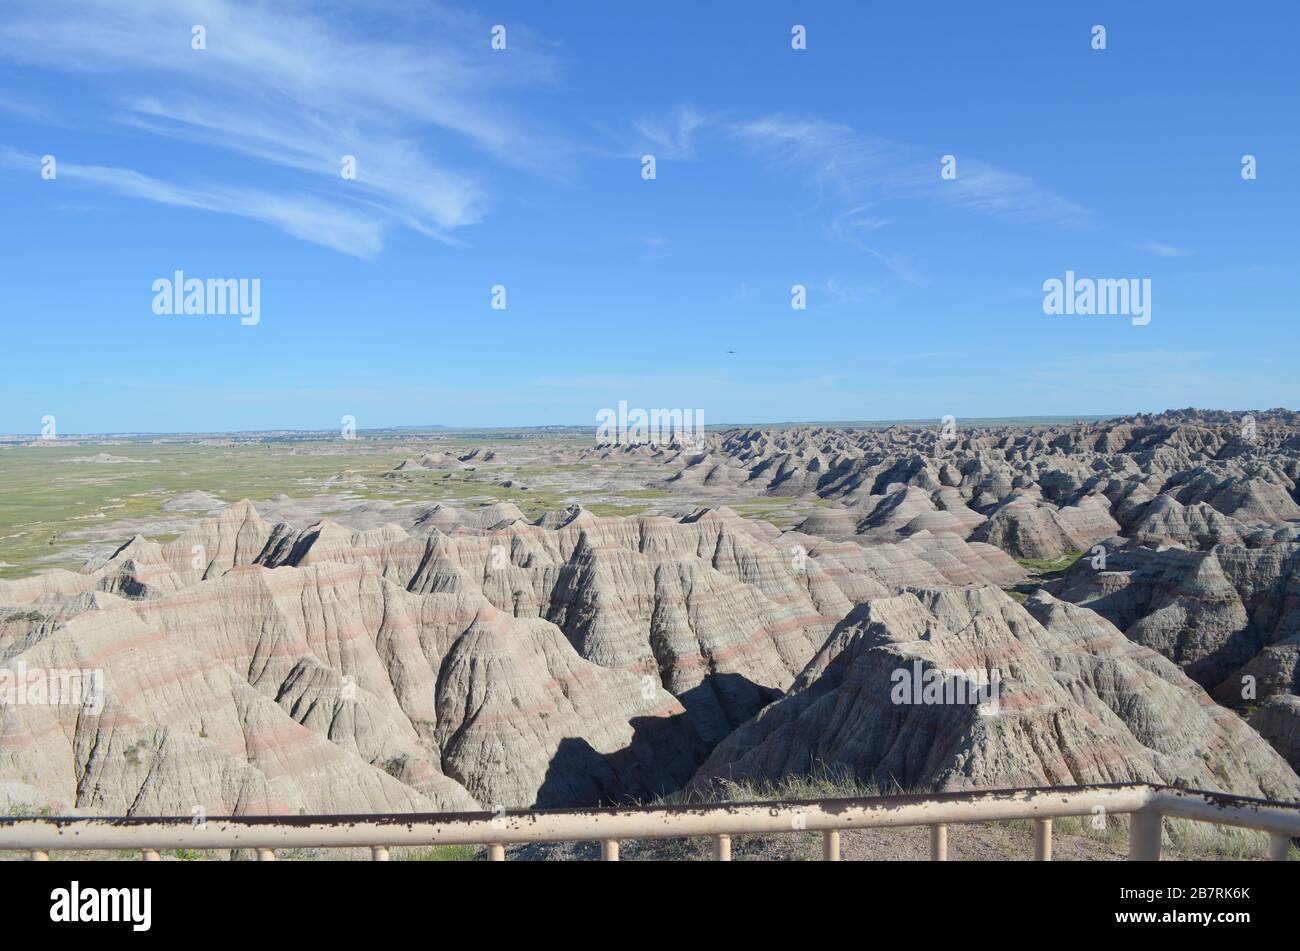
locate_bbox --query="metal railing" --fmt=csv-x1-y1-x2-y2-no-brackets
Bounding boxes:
1,783,1296,861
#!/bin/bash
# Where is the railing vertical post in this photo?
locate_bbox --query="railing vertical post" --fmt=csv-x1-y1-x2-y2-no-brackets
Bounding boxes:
141,849,161,861
256,848,276,861
1128,809,1162,861
823,829,840,861
930,823,947,861
601,839,620,861
1268,833,1290,861
1034,818,1053,861
487,843,505,861
371,846,390,861
713,834,731,861
29,850,49,861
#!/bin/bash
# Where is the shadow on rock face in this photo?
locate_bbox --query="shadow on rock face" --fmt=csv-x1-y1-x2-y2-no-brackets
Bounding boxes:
675,672,785,748
532,672,781,808
533,737,623,808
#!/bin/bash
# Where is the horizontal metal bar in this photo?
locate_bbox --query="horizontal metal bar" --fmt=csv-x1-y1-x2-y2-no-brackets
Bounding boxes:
1152,788,1300,837
0,784,1156,852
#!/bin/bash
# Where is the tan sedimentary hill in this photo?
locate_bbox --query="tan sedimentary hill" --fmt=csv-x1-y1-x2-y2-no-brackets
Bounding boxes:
247,506,838,742
653,410,1300,562
0,499,1026,814
972,492,1119,560
693,587,1300,800
0,585,468,816
252,503,1024,741
683,411,1300,763
8,405,1300,818
1050,542,1300,700
797,485,988,541
1250,695,1300,773
0,553,703,812
1127,495,1248,548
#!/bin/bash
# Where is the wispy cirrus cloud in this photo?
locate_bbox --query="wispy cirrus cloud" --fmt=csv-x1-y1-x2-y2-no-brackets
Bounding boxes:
0,0,562,256
632,107,708,160
722,114,1087,285
1132,241,1194,257
731,115,1089,226
0,146,386,256
821,276,878,305
629,234,672,262
829,207,926,285
0,90,52,123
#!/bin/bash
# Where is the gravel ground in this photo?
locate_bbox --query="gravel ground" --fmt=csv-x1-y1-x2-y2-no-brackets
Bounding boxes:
501,818,1289,862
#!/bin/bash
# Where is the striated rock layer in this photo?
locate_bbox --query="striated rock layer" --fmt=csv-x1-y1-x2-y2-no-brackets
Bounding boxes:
1050,542,1300,701
693,586,1300,800
0,500,1021,814
7,406,1300,817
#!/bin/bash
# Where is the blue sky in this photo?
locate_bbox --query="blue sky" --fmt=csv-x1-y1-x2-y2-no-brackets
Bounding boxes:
1,1,1297,433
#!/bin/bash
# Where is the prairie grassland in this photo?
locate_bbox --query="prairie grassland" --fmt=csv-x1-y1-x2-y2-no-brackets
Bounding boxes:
0,436,806,579
0,442,408,578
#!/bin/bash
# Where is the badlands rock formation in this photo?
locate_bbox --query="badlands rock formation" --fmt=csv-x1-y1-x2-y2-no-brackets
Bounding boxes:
5,409,1300,815
0,499,1020,814
694,587,1300,799
1049,542,1300,700
662,409,1300,558
1250,695,1300,773
668,410,1300,771
676,413,1300,789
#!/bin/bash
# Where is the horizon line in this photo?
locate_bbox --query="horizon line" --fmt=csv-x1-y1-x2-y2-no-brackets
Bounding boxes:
4,410,1281,440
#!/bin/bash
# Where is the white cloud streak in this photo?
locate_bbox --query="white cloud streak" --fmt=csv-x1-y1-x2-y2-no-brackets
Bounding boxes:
1133,241,1194,257
731,114,1089,226
632,107,708,160
726,114,1088,284
0,0,560,256
0,145,385,257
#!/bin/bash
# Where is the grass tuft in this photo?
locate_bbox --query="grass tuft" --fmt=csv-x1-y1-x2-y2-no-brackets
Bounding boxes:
1017,549,1084,573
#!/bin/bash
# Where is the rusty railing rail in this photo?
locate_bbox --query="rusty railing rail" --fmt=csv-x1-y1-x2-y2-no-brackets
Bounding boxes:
1,783,1296,861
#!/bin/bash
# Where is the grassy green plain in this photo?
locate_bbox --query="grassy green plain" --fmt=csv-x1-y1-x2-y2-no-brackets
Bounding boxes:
0,441,571,579
0,438,755,578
